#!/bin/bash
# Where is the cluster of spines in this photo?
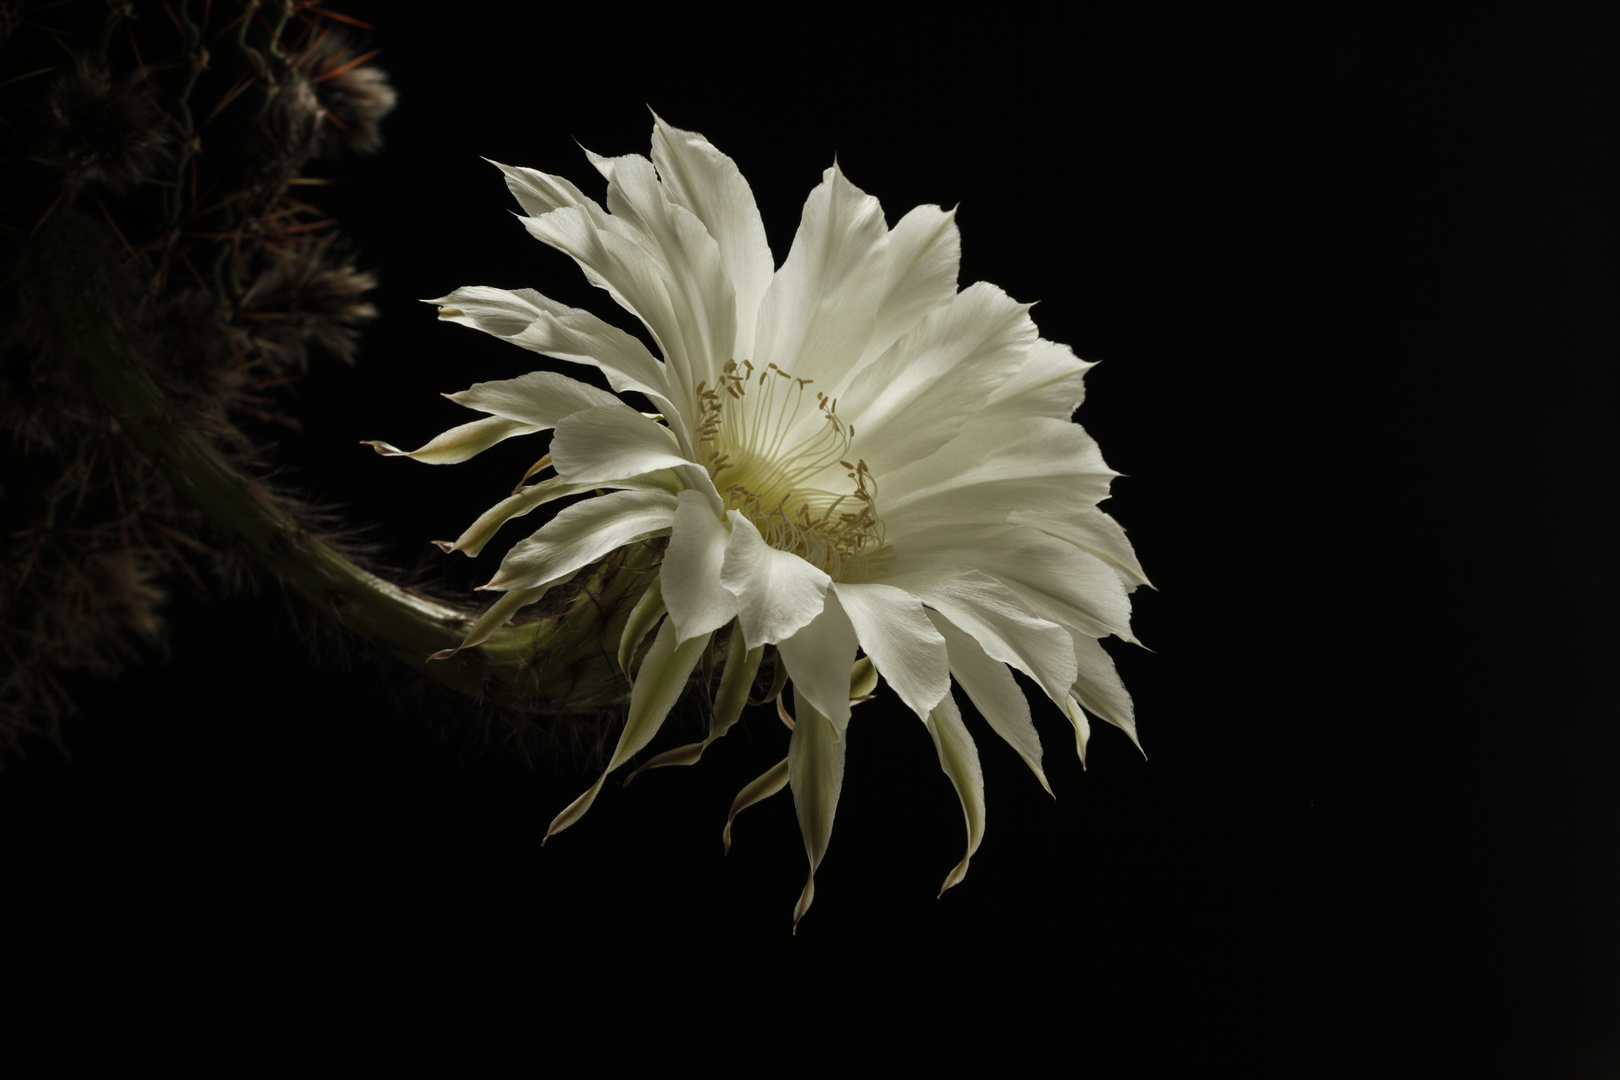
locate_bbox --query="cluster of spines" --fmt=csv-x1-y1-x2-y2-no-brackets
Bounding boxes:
0,1,395,756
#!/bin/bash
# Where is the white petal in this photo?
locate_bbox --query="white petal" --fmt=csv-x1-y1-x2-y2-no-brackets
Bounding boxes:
719,512,830,646
925,690,985,896
860,203,961,372
485,488,677,592
871,567,1077,708
661,490,740,642
586,149,737,401
752,163,888,395
1065,693,1093,769
492,158,602,219
650,113,775,361
885,523,1136,644
880,417,1120,530
775,588,859,736
1071,634,1143,754
429,584,551,661
545,618,712,839
979,337,1095,422
438,473,677,558
446,370,619,428
363,416,539,465
838,282,1037,475
549,402,693,485
429,286,682,445
832,582,949,720
925,608,1051,795
788,687,847,932
1009,504,1152,590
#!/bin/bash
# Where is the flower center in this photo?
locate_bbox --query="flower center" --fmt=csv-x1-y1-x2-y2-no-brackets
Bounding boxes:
695,360,881,580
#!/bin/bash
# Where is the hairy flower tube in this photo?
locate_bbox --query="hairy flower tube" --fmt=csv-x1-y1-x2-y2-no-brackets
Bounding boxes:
369,115,1149,928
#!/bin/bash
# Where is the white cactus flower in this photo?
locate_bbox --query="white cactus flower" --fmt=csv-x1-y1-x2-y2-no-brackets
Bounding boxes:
370,115,1149,929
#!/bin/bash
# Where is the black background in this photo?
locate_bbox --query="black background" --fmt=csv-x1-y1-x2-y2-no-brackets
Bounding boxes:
4,5,1614,1073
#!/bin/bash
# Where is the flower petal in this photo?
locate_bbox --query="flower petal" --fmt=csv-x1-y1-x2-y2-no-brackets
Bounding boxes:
979,337,1096,422
925,608,1052,796
885,523,1136,645
723,755,790,855
492,157,602,219
775,588,859,737
429,584,551,661
752,163,888,396
585,148,737,404
661,490,741,642
549,401,694,485
719,512,830,646
625,626,762,781
363,415,538,465
430,285,671,410
1010,504,1152,590
838,282,1037,475
925,690,985,897
788,687,847,932
484,488,676,592
832,581,949,720
545,618,712,840
880,417,1119,529
617,572,666,675
436,473,678,559
650,113,775,361
870,568,1077,709
1071,634,1143,755
446,370,620,428
860,203,961,372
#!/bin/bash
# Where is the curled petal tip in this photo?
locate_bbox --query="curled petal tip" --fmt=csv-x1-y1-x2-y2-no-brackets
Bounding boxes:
431,540,456,553
426,646,460,662
361,440,404,456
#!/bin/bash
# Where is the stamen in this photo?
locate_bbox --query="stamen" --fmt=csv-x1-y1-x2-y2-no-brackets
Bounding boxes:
699,359,884,579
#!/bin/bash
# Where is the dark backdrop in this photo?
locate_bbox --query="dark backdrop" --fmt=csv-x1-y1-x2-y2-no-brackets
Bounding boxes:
4,5,1613,1073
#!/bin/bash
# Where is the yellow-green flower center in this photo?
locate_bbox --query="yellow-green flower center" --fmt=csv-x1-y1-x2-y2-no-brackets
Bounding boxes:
696,360,881,580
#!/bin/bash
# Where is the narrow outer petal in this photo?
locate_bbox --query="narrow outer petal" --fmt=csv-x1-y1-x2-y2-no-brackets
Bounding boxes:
1071,634,1143,754
871,569,1077,710
788,686,847,932
926,608,1052,796
446,369,620,427
545,618,712,839
363,415,538,465
926,690,985,896
484,488,676,592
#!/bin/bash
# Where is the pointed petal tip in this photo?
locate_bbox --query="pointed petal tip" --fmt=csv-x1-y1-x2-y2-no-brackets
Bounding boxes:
426,646,460,663
792,870,816,933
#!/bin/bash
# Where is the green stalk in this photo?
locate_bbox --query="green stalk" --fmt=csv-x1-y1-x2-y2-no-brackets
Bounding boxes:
37,212,645,714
